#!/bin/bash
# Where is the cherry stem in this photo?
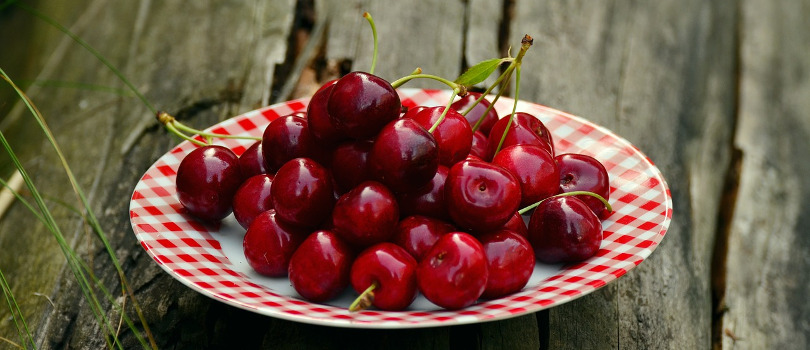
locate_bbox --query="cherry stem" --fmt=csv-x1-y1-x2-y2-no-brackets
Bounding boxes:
493,65,522,155
491,35,533,156
390,73,461,92
517,191,613,215
363,12,378,75
428,87,462,134
349,282,378,312
172,120,262,142
156,111,260,147
470,69,512,133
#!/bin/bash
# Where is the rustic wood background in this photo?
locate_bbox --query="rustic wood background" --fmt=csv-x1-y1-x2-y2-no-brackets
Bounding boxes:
1,0,808,349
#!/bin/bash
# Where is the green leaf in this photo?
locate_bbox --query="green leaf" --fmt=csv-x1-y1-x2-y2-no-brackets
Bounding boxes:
454,58,506,86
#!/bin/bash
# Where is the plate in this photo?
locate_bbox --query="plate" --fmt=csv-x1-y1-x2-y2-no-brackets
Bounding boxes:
129,88,672,328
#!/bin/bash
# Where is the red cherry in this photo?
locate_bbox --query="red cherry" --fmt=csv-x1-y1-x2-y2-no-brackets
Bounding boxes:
501,211,528,238
396,165,450,221
330,140,373,193
242,209,307,277
331,181,399,248
306,80,346,145
270,158,335,228
261,114,329,172
417,232,488,310
450,92,499,135
491,144,559,207
486,112,554,160
368,118,439,193
555,153,611,219
232,174,274,229
327,72,401,140
445,160,521,232
349,243,417,311
411,106,473,166
288,230,354,302
469,130,489,159
176,145,243,222
478,229,535,299
238,141,267,178
392,215,456,261
401,105,429,120
527,196,602,263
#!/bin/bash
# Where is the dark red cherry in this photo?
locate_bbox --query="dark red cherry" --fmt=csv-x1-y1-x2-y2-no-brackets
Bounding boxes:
450,92,499,136
445,160,521,233
262,114,328,172
288,230,354,302
306,80,346,145
417,232,488,310
478,229,534,299
350,243,418,311
527,196,602,263
369,118,439,193
396,165,450,221
491,144,559,207
392,215,456,261
327,72,401,140
401,105,429,120
486,112,554,160
270,158,335,228
502,211,528,238
176,145,243,222
411,106,473,166
238,141,267,178
555,153,611,219
331,181,399,248
232,174,274,229
469,130,489,159
243,209,307,277
330,140,373,193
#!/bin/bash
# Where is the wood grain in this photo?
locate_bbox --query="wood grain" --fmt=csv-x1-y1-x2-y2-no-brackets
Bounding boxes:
1,0,808,349
719,1,810,349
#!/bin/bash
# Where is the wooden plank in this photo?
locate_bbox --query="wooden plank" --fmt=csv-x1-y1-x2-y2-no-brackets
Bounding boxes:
323,0,466,89
719,0,810,348
0,0,298,348
510,0,739,348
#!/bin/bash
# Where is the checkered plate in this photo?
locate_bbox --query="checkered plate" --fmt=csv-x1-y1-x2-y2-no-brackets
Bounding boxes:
129,88,672,328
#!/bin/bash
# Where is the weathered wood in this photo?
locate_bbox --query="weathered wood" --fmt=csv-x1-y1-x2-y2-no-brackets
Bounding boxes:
719,1,810,349
2,0,809,349
510,0,742,348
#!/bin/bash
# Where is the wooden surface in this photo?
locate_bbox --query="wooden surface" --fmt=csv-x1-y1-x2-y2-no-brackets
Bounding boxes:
1,0,808,349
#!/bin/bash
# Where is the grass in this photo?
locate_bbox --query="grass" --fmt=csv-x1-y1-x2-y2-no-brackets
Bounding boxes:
0,2,157,349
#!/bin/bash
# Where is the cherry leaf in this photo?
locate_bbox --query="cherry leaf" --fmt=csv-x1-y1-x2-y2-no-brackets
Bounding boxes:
454,58,506,86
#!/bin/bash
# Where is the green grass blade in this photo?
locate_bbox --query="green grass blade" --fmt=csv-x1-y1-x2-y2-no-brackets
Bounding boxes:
1,70,152,349
0,268,36,350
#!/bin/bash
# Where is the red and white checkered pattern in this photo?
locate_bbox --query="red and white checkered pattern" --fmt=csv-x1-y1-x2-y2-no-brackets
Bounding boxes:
130,89,672,328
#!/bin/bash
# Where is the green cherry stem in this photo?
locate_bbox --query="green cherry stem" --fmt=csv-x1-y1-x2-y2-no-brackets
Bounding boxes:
461,62,512,117
349,282,378,312
517,191,613,215
428,87,463,134
390,73,461,91
172,120,262,142
493,64,522,155
157,112,207,147
156,111,260,147
492,35,533,155
470,69,513,133
363,12,379,75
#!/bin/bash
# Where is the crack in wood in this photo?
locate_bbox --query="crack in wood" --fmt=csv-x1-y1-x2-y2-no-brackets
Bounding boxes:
711,1,744,348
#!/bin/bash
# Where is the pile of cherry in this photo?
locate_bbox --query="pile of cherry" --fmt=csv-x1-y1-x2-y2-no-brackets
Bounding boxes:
174,71,611,311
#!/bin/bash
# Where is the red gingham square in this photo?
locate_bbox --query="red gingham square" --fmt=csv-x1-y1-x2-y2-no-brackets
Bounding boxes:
129,89,672,328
